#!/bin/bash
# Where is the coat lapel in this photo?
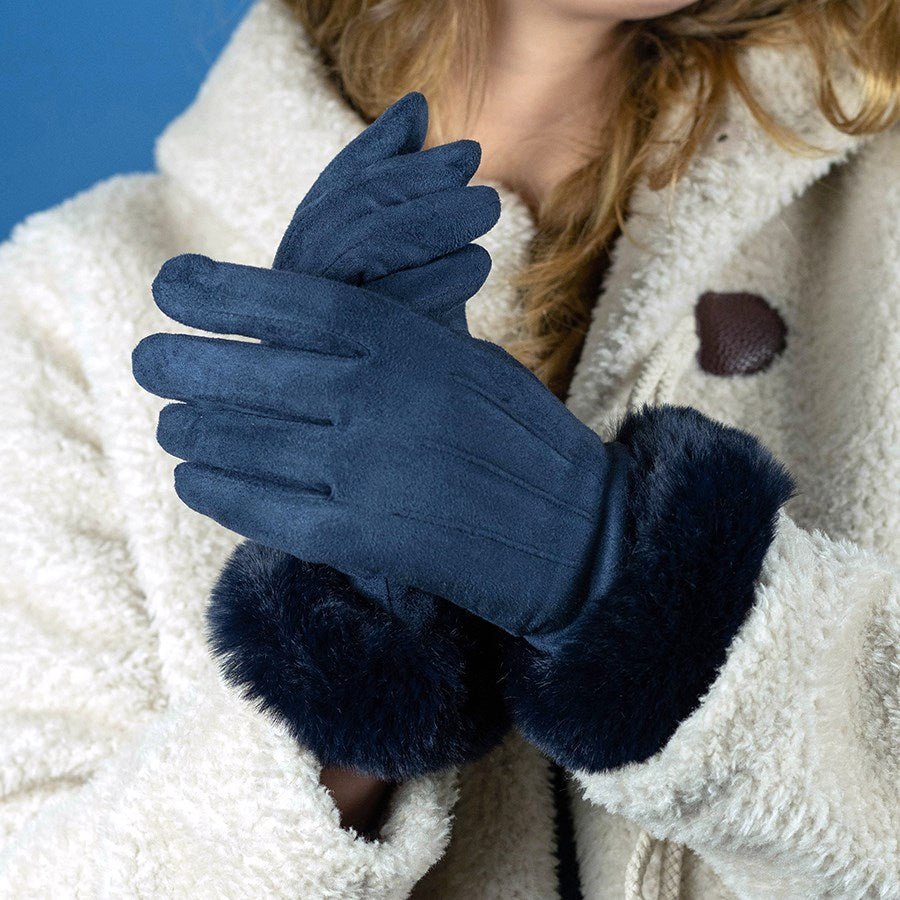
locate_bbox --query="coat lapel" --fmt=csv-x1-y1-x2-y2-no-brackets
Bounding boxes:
567,45,871,419
155,0,535,340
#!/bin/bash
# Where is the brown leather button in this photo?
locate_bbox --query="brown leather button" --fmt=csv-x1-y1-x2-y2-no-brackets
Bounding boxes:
695,291,787,376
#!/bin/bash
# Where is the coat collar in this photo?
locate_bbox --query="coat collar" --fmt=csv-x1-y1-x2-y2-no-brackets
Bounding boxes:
156,0,871,409
155,0,535,343
567,42,872,416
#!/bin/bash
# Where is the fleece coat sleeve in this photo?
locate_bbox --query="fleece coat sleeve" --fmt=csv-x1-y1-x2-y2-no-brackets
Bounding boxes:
0,201,456,898
502,407,899,898
579,514,897,898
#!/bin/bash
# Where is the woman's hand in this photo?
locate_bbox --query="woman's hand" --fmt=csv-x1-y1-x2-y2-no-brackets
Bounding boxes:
152,91,501,611
133,95,514,789
132,259,633,649
272,91,495,337
273,91,494,316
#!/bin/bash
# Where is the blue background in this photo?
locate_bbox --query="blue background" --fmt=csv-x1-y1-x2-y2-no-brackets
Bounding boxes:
1,1,253,240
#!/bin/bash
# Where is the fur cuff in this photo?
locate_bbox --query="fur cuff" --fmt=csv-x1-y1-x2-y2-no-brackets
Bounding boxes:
206,542,509,780
501,405,795,773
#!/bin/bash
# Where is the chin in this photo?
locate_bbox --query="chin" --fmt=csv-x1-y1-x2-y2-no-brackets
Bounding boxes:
546,0,695,19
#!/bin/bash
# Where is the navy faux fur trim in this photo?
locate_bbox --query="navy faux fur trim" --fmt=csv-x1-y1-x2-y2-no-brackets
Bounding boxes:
501,405,795,773
207,542,510,780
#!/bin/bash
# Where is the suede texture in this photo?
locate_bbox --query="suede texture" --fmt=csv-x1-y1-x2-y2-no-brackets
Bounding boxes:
131,110,633,648
132,261,633,642
271,91,493,604
141,93,512,776
501,405,795,773
132,97,632,646
273,91,491,313
151,91,496,602
206,541,510,780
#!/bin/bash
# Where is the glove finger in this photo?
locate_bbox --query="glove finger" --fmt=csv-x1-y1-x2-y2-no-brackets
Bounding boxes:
171,461,495,598
321,184,501,283
151,255,382,348
157,402,336,487
358,138,481,198
173,461,577,638
159,395,595,538
173,462,377,576
274,140,482,273
148,256,592,472
290,92,428,216
367,244,491,333
132,333,347,422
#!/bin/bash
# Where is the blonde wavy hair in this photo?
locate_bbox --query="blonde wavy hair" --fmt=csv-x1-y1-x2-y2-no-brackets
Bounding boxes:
283,0,899,397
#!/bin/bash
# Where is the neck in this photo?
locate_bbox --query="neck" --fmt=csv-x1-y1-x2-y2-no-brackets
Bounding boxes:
437,0,623,213
489,0,618,81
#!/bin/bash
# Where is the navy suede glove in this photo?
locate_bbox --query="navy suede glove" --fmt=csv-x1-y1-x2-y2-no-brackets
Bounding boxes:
133,92,796,782
135,94,515,779
268,91,495,605
133,261,633,651
273,91,489,336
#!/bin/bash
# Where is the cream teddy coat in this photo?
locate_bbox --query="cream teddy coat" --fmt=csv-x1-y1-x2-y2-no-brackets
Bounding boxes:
0,1,897,897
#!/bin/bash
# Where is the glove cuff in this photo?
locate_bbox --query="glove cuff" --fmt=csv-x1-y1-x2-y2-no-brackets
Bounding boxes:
206,542,510,781
500,405,794,773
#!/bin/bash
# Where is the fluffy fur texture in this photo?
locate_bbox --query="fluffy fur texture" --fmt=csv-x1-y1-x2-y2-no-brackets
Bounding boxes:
206,541,510,780
502,405,795,772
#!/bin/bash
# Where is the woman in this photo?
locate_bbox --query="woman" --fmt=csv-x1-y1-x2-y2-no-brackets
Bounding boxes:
0,0,896,896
